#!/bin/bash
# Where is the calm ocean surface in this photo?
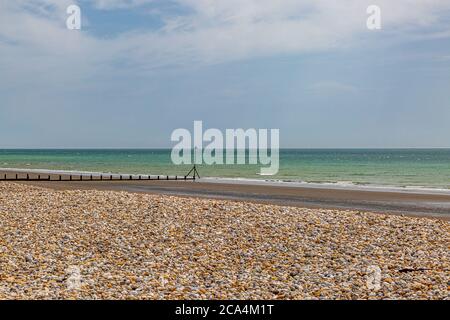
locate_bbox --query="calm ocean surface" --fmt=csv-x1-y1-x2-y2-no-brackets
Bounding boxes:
0,149,449,190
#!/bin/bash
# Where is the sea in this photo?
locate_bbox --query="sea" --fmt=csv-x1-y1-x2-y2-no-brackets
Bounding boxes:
0,149,449,191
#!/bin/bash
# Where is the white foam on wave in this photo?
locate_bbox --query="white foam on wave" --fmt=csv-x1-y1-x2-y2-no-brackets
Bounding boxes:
200,176,450,195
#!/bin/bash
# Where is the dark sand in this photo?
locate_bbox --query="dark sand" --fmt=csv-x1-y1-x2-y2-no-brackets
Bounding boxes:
1,169,449,219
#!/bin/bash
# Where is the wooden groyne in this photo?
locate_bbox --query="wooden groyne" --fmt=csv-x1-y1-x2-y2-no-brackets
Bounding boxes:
0,166,200,182
0,173,196,182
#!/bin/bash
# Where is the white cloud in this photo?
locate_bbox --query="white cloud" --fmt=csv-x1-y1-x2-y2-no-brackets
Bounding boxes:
1,0,450,76
92,0,155,10
106,0,450,68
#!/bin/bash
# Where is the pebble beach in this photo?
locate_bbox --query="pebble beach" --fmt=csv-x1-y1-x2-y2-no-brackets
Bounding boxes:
0,182,448,300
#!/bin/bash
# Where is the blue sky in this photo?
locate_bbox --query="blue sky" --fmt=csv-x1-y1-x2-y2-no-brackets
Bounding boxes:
1,0,450,148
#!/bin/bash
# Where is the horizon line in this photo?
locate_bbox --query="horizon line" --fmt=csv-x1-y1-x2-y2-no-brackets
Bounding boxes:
1,147,450,150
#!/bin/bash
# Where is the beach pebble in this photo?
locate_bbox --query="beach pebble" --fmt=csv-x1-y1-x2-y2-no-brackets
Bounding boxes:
0,182,448,300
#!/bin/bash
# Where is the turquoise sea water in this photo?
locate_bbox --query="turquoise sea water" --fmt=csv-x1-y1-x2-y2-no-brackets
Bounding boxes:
0,149,449,189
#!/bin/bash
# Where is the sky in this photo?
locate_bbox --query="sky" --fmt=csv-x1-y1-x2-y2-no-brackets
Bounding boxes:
1,0,450,148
